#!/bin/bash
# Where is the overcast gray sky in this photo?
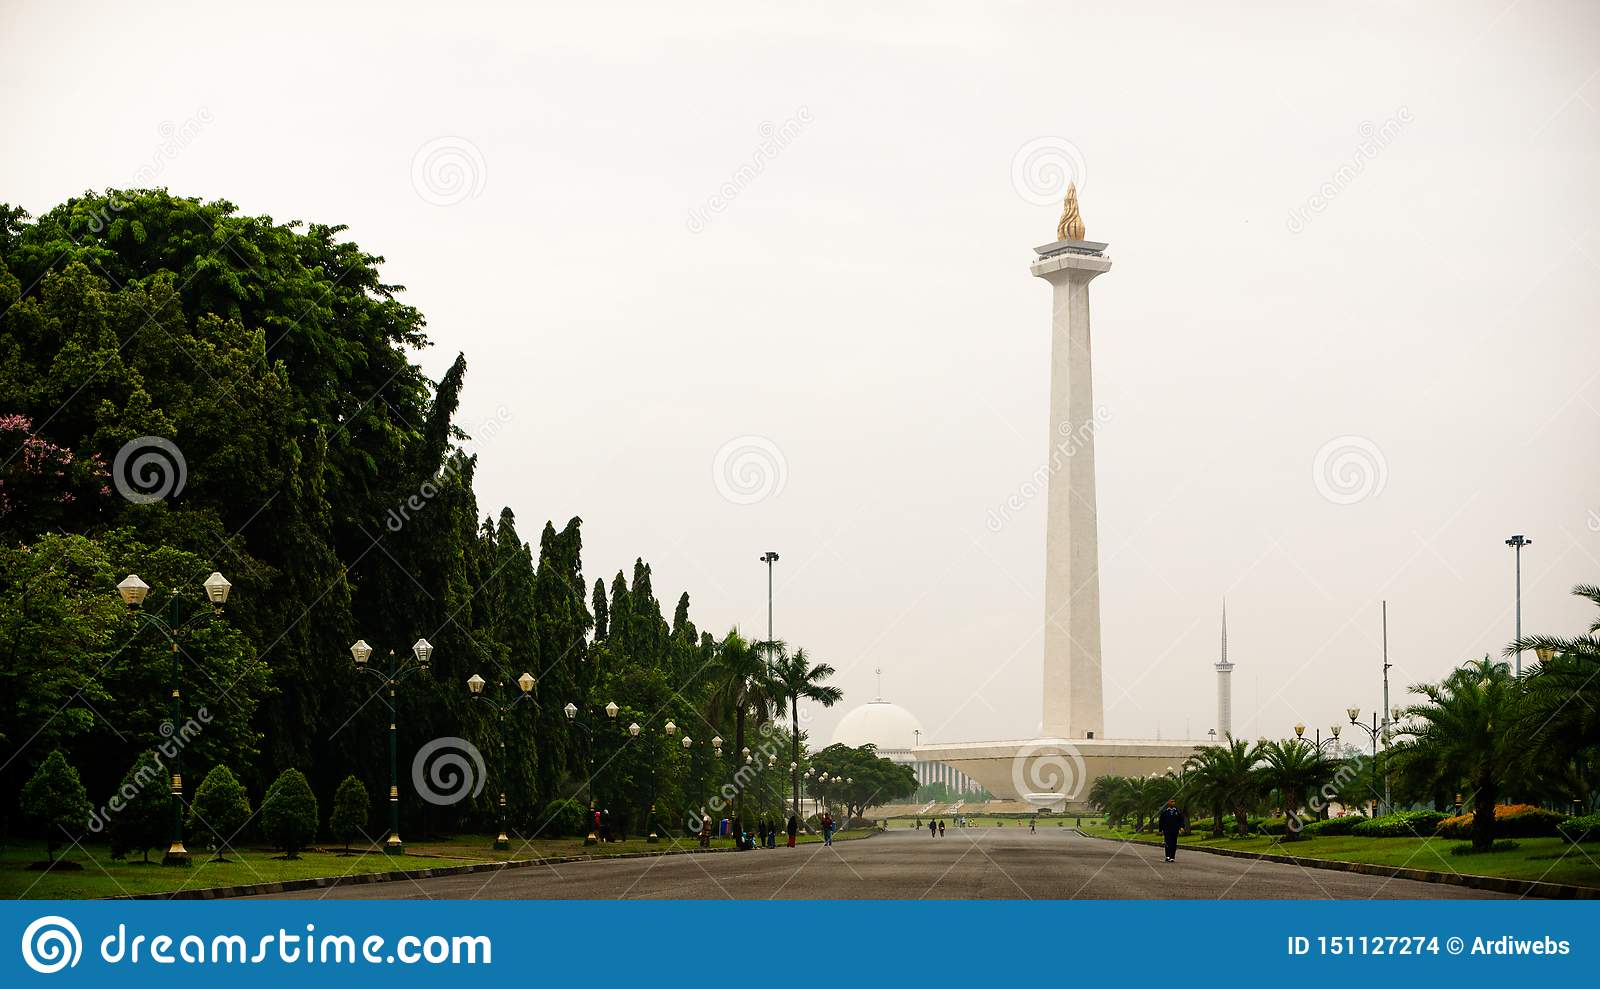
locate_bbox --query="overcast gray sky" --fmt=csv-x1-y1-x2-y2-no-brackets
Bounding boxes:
5,0,1597,749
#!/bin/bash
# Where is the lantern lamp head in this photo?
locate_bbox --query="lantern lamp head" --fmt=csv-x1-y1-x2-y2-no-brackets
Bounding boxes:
467,674,486,695
202,571,232,605
118,574,151,608
350,639,374,666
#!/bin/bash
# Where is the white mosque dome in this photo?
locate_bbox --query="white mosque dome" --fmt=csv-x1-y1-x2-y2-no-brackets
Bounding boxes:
831,699,924,751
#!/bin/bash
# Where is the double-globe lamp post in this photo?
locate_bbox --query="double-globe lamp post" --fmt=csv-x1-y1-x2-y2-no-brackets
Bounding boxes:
116,571,234,866
467,671,536,850
563,700,618,843
1292,722,1343,755
1345,705,1398,817
351,637,433,854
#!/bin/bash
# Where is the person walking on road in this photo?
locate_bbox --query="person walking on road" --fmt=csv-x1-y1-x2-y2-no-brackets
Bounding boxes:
786,814,798,848
1157,798,1187,862
929,818,937,838
938,820,945,837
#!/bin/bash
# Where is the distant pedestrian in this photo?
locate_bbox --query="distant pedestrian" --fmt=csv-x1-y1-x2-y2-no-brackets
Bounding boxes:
938,820,945,837
786,814,798,847
821,812,835,846
929,818,937,838
1029,816,1037,833
699,814,712,849
1157,798,1187,863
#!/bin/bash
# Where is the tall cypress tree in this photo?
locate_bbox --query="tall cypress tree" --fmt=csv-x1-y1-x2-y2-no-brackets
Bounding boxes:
592,578,609,641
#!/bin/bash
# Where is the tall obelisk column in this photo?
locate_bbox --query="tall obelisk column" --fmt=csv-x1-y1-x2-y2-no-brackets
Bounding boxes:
1031,184,1109,740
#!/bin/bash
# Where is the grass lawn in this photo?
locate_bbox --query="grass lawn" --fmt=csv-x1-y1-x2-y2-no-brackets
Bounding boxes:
3,828,875,899
1081,824,1600,888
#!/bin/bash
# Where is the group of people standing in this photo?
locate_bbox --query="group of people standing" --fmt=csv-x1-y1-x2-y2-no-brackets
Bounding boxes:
701,813,807,850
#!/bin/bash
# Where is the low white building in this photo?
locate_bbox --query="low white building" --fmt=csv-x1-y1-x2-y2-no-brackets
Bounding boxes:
830,697,980,795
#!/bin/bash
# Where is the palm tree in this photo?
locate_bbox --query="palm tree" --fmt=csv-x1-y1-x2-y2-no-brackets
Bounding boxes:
1088,771,1139,825
1183,748,1232,837
1125,775,1161,832
706,629,778,829
1392,657,1524,850
1258,739,1338,839
1207,736,1264,836
768,643,843,820
1514,584,1600,769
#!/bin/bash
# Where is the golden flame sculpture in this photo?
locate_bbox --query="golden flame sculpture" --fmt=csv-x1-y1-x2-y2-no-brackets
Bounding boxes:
1056,183,1085,241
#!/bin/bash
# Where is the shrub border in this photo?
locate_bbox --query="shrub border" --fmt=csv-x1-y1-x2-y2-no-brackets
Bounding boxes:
1075,829,1598,900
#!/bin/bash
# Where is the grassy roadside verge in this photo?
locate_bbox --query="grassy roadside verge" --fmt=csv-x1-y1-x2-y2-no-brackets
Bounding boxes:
3,829,874,899
1079,824,1600,889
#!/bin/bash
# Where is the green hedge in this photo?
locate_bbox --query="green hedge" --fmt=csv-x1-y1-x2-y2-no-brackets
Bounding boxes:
1558,813,1600,844
1300,814,1367,837
1350,810,1447,838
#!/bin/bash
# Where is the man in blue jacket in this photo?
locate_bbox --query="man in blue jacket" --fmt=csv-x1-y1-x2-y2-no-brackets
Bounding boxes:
1156,798,1187,863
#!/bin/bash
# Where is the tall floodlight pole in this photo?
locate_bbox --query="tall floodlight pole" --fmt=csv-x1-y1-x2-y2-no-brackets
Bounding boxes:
759,551,779,646
1505,535,1531,675
1381,601,1392,816
759,549,789,816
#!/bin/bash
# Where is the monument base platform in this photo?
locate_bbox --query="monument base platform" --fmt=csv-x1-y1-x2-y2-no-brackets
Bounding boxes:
913,738,1201,812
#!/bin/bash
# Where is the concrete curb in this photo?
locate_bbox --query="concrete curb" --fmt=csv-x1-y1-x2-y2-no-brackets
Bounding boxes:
105,832,876,901
1074,829,1599,900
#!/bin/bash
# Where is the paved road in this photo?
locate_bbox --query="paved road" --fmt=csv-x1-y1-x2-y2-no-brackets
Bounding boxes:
254,829,1506,900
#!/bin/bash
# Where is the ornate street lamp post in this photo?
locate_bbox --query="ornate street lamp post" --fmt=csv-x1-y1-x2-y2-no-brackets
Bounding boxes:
467,670,536,850
117,571,234,866
351,637,433,854
1346,706,1398,817
564,700,618,844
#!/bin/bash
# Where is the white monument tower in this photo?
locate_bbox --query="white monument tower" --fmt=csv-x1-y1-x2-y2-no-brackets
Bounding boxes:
1215,602,1234,741
910,183,1198,809
1031,183,1109,739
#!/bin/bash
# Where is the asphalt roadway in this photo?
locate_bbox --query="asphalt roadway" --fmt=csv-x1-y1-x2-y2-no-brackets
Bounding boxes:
253,828,1506,900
